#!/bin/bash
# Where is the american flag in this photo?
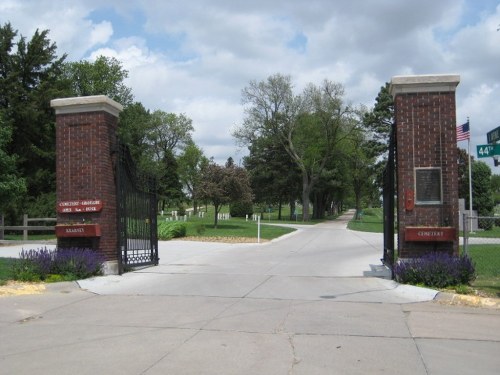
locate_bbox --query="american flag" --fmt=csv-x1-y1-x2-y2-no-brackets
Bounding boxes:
456,121,470,142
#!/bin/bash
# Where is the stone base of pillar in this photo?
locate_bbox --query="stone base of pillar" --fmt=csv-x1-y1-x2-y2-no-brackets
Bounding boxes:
102,260,119,275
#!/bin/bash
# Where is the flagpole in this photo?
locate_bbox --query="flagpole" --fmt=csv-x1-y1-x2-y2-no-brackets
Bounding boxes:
467,118,473,234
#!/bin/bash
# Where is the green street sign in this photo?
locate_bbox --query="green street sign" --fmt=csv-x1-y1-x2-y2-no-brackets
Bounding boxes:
487,126,500,144
477,144,500,158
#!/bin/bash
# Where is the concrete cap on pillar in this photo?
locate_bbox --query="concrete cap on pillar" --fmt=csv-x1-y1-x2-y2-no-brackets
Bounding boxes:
389,74,460,97
50,95,123,117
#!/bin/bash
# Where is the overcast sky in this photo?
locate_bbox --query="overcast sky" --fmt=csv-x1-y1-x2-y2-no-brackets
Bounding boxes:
2,0,500,167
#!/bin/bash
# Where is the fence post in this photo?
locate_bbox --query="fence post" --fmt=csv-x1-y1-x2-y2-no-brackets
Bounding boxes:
462,213,468,255
23,214,28,241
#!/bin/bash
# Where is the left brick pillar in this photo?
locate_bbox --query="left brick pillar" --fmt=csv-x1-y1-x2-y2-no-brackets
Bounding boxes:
51,96,123,275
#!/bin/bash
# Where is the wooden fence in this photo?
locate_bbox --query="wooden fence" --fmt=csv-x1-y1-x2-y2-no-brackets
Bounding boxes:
0,214,56,241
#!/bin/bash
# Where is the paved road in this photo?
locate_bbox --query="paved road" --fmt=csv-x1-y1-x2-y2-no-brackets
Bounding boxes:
1,212,499,374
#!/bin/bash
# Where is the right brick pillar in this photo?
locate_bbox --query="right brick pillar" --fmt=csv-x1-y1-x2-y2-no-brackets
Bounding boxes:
390,74,460,258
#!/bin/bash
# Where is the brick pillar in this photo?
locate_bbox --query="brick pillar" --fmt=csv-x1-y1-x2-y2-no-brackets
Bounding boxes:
389,75,460,258
51,96,123,274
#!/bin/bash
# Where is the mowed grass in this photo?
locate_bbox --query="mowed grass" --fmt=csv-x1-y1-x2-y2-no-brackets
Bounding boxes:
0,257,16,286
162,215,296,241
346,208,383,232
2,233,56,241
466,245,500,297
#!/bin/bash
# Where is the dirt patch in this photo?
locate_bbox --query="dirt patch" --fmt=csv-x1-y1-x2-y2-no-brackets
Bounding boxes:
177,236,269,243
0,281,45,297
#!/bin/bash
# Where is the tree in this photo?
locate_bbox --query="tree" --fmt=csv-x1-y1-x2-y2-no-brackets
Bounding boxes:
62,55,133,106
235,74,358,221
344,129,377,219
457,147,471,204
157,149,184,211
146,110,194,160
118,102,152,166
471,161,494,217
459,150,494,217
362,83,394,194
0,22,68,216
177,141,209,214
243,137,301,220
198,162,252,228
491,174,500,204
362,83,393,156
0,112,26,212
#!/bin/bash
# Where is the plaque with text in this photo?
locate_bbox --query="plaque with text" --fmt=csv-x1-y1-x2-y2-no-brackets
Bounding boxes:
57,199,103,213
415,168,441,203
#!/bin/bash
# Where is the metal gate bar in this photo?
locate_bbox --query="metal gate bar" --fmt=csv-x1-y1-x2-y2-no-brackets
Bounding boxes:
117,143,158,273
382,123,396,276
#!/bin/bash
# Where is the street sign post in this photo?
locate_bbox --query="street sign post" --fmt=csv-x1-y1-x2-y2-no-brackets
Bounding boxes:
487,126,500,144
476,144,500,158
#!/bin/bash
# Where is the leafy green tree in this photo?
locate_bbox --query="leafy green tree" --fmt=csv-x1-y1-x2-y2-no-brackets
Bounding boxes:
243,137,301,220
235,74,358,221
459,152,494,216
362,83,393,156
198,162,252,228
344,129,377,219
147,110,194,159
457,147,471,204
157,149,184,211
491,174,500,204
362,83,394,194
62,55,133,106
118,102,152,166
0,22,68,216
177,141,209,214
0,112,26,212
471,161,494,216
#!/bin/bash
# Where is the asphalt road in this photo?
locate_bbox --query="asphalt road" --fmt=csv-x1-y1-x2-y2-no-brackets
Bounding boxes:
1,211,499,374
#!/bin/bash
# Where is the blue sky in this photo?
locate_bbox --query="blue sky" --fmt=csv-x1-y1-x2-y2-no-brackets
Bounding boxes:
2,0,500,167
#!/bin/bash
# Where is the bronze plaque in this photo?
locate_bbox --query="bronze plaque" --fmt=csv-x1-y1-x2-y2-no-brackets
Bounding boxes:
415,168,441,203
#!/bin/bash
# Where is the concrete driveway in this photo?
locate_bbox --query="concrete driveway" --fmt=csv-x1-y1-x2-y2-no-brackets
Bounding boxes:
1,212,499,374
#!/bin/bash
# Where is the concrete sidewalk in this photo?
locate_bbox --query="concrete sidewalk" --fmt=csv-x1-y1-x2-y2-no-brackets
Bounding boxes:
1,212,499,374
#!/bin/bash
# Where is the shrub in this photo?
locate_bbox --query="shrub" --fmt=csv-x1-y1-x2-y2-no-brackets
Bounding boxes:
158,221,187,240
394,252,476,288
195,223,206,235
11,247,104,281
52,248,105,279
12,248,53,281
230,200,253,217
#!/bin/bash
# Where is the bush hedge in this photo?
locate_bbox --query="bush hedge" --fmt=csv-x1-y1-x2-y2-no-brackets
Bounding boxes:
157,221,187,240
394,252,476,288
11,247,105,282
230,200,253,217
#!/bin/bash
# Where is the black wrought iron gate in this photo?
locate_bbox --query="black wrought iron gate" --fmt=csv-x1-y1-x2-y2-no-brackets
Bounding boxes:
116,143,158,273
382,123,396,276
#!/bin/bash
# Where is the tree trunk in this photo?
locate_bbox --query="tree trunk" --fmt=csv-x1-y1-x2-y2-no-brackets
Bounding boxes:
302,172,312,221
213,203,220,228
278,198,283,220
289,200,296,220
193,198,198,215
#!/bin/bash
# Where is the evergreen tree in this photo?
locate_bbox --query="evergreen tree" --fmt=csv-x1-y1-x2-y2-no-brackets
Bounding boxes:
0,22,68,216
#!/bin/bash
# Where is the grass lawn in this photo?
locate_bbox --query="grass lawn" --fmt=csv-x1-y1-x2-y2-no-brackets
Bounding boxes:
346,208,384,232
0,257,16,286
466,245,500,297
162,215,296,241
2,233,56,241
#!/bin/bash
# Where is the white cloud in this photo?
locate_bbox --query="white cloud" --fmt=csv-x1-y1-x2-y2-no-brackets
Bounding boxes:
3,0,500,168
